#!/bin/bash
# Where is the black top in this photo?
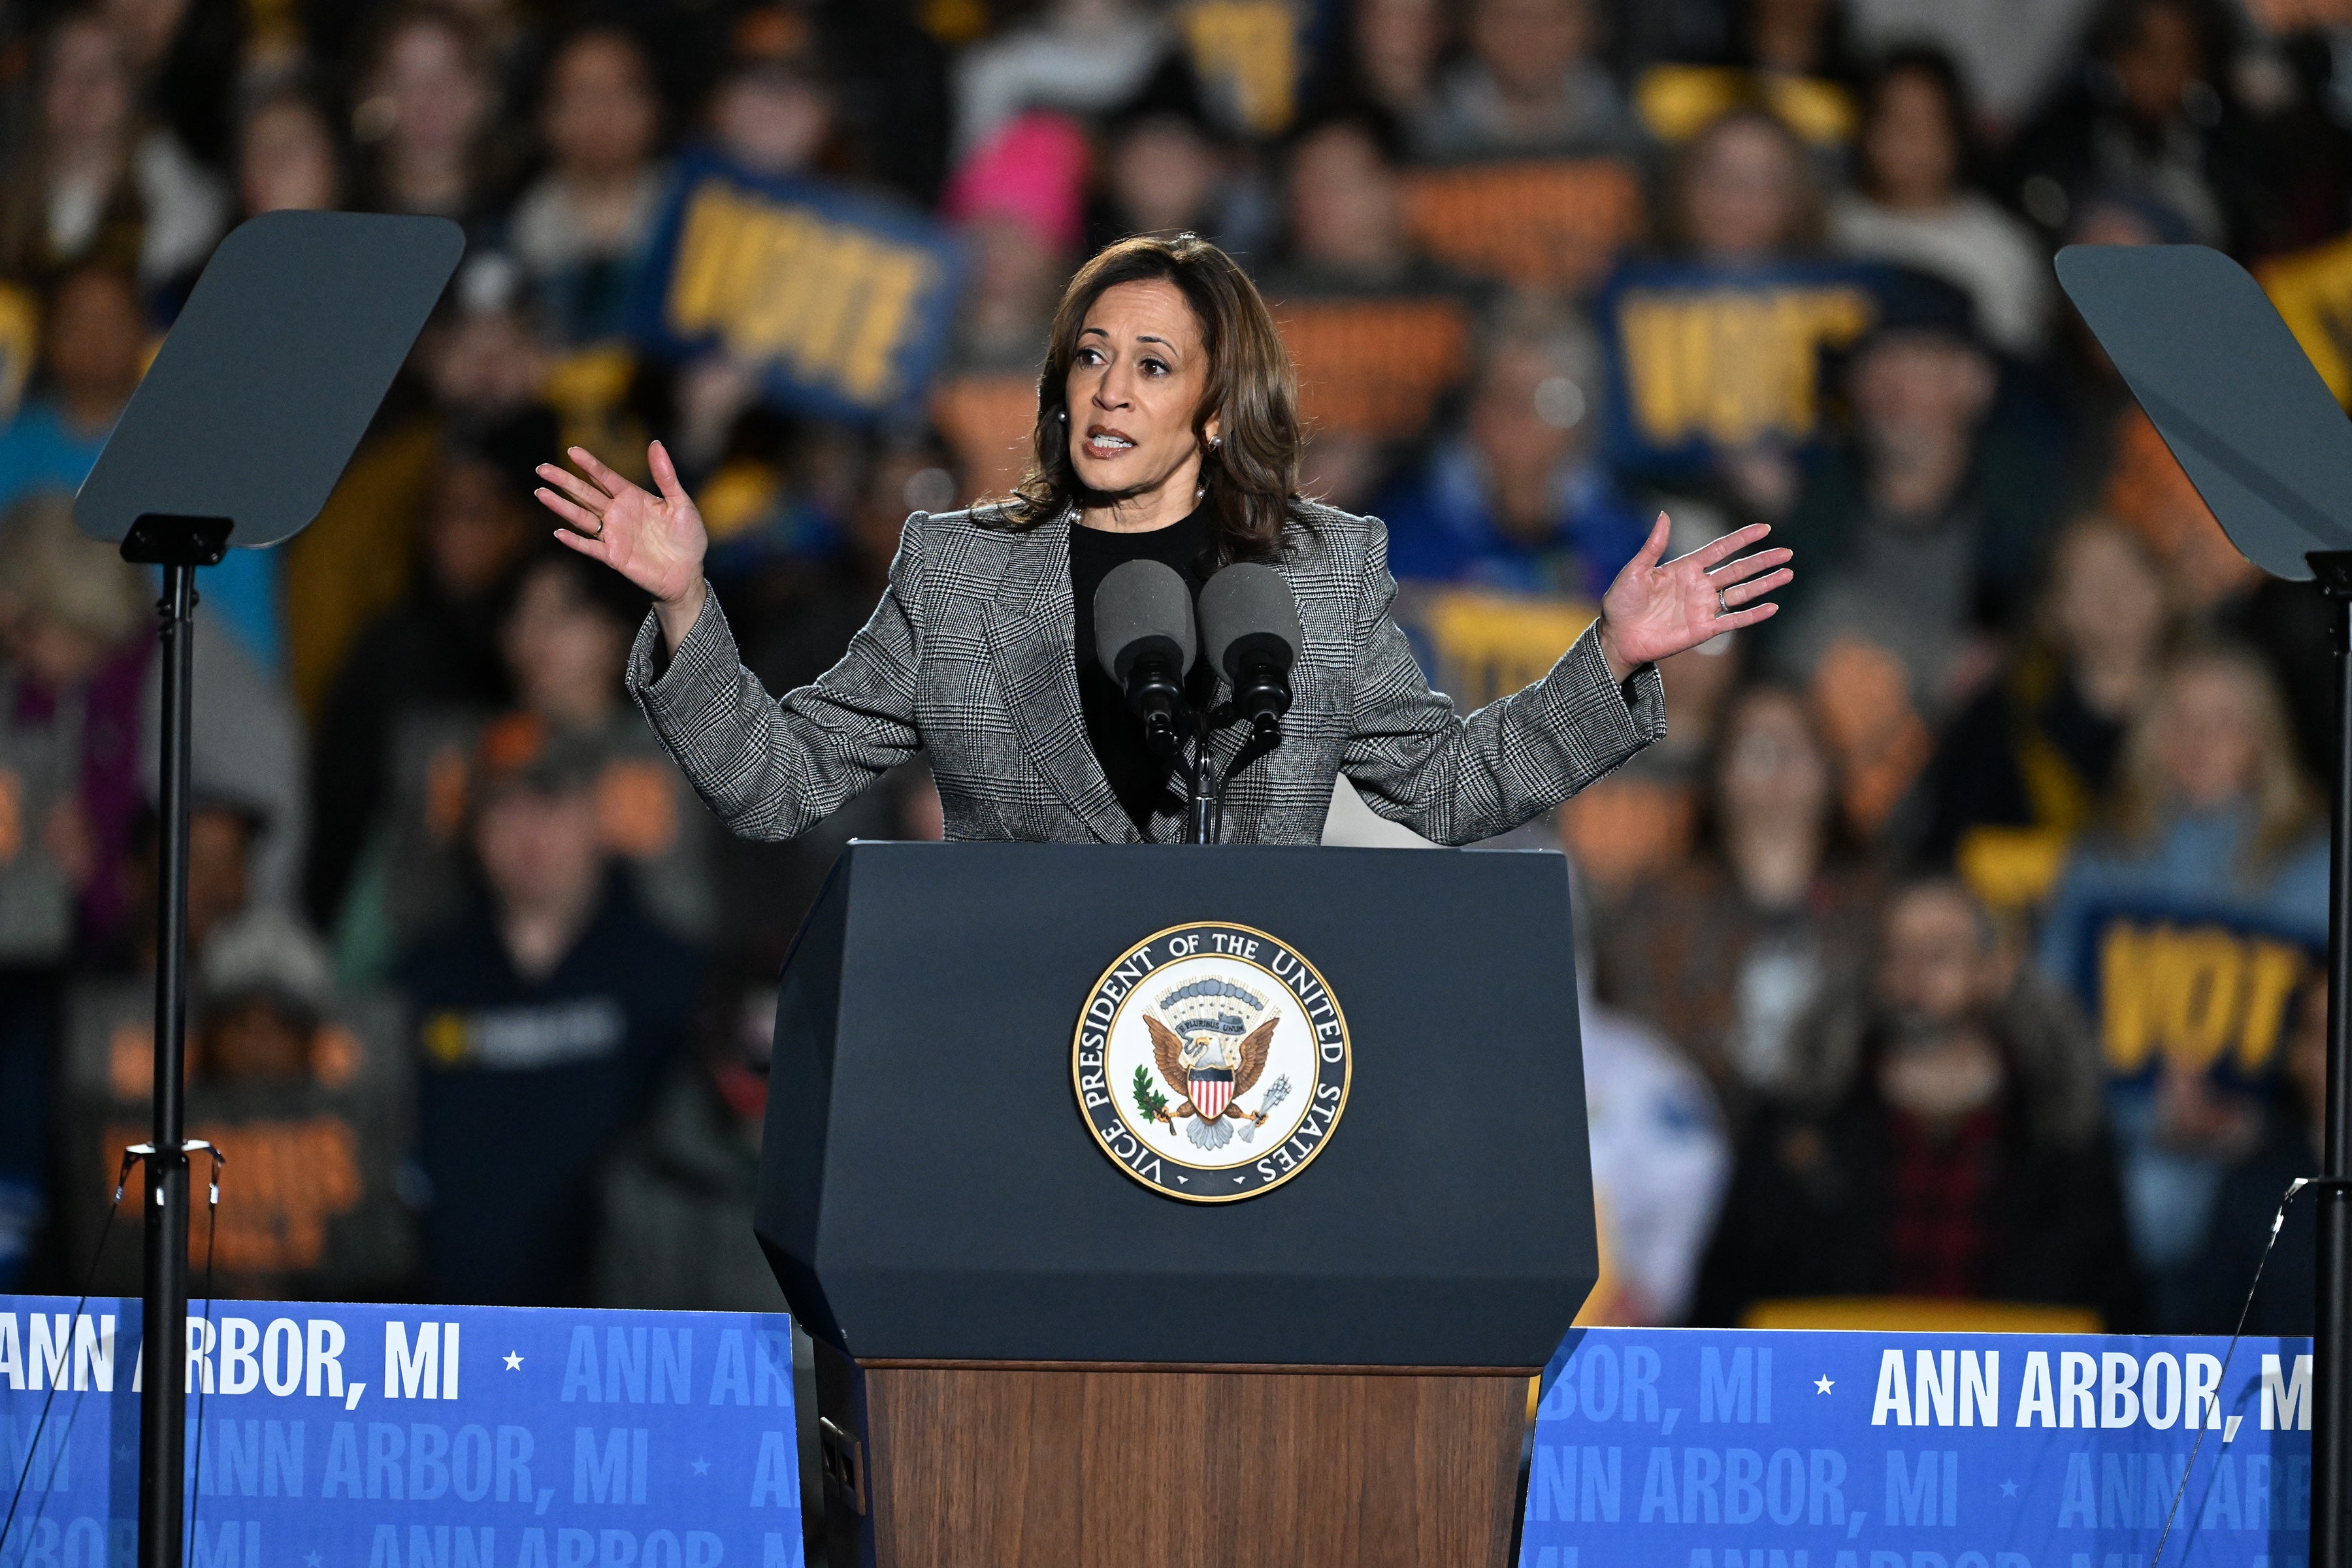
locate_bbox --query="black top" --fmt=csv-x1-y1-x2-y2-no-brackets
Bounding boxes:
1069,506,1215,832
402,875,696,1304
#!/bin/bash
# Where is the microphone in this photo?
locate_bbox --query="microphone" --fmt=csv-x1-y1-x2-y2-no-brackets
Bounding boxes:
1092,559,1197,752
1196,563,1303,740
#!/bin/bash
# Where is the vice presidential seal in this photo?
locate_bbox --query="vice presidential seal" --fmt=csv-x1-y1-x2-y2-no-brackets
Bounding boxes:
1073,921,1350,1201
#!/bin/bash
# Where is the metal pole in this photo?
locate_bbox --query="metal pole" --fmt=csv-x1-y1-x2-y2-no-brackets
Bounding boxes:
2311,550,2352,1568
138,560,195,1568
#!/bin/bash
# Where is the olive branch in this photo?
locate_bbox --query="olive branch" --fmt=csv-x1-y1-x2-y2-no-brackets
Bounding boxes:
1131,1065,1169,1121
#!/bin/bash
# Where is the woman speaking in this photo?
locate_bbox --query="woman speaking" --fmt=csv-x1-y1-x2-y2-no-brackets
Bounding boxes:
532,235,1791,846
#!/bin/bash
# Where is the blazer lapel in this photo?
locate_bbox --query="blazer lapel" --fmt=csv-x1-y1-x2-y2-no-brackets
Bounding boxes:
983,513,1139,844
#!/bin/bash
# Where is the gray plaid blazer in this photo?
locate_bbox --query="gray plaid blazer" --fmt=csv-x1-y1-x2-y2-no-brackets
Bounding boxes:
625,500,1665,846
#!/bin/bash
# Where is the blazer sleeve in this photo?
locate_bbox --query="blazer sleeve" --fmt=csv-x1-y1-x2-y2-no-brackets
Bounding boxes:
624,516,928,842
1339,516,1665,845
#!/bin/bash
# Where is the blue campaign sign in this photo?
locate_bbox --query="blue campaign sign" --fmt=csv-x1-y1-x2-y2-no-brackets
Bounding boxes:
1522,1329,2315,1568
2046,897,2322,1092
628,149,964,424
0,1298,803,1568
1592,258,1889,478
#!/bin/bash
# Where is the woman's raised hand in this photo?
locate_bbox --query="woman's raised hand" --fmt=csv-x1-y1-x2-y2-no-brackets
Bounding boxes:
536,440,710,645
1595,513,1793,683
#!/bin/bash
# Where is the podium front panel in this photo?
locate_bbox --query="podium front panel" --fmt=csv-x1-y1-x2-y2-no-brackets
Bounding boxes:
759,841,1597,1369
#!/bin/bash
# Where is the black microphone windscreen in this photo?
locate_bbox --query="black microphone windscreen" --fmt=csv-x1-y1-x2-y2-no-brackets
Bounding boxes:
1196,563,1303,677
1092,559,1198,683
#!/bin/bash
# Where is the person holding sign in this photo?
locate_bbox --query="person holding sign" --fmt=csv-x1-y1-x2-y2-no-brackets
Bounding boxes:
2036,645,2327,1325
534,234,1792,846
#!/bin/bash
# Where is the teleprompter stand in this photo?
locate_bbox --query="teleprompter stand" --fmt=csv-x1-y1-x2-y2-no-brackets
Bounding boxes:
73,210,461,1568
757,841,1603,1567
2059,243,2352,1567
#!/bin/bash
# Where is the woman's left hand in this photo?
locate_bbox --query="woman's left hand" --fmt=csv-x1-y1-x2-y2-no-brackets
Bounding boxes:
1596,513,1793,683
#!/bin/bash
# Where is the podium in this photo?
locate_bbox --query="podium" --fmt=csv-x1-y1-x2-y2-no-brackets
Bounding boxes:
759,841,1599,1568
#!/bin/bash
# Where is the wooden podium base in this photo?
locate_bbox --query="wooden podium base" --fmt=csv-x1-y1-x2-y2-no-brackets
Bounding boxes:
812,1347,1535,1568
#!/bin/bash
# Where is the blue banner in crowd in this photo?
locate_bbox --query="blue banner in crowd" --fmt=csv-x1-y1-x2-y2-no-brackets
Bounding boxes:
1524,1329,2314,1567
0,1298,802,1568
629,149,963,423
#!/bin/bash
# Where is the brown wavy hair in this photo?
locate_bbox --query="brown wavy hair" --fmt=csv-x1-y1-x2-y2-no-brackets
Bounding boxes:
992,235,1303,563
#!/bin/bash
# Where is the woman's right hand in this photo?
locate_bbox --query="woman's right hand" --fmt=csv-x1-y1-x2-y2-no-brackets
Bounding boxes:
536,440,710,648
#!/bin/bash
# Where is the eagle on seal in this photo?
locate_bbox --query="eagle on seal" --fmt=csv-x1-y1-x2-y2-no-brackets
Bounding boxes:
1145,1014,1278,1152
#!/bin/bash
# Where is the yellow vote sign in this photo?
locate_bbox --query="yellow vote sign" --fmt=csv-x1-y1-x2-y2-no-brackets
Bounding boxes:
636,152,963,421
2095,915,2313,1083
1597,259,1884,470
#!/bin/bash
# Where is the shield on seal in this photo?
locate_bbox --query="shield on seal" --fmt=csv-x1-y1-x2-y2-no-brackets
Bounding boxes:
1189,1066,1234,1119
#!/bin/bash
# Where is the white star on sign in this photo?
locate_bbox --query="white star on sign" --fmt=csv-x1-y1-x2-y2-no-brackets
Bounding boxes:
306,1554,322,1567
2001,1480,2019,1498
1814,1376,1834,1394
691,1458,710,1476
503,1352,523,1371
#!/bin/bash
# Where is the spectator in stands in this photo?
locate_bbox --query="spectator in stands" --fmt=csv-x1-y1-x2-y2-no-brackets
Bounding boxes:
1376,306,1648,600
58,793,266,1291
1766,274,2062,714
2038,645,2324,1320
941,111,1088,372
2040,644,2327,976
2185,975,2324,1336
1575,888,1730,1325
237,92,343,217
706,54,834,180
1842,0,2102,138
369,547,709,953
509,27,669,345
352,6,504,229
423,258,557,424
1609,106,1838,520
1831,49,2055,357
1329,0,1448,125
1414,0,1636,161
0,263,145,514
2002,0,2249,248
0,10,226,292
307,423,540,933
1597,684,1878,1111
1671,105,1828,267
1693,877,2140,1329
400,727,695,1305
178,906,417,1299
596,954,781,1310
0,497,150,1287
1920,516,2174,891
1085,59,1241,254
1265,108,1458,511
1278,110,1422,290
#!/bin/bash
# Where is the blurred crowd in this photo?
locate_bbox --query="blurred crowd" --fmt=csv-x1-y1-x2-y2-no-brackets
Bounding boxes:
0,0,2347,1337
